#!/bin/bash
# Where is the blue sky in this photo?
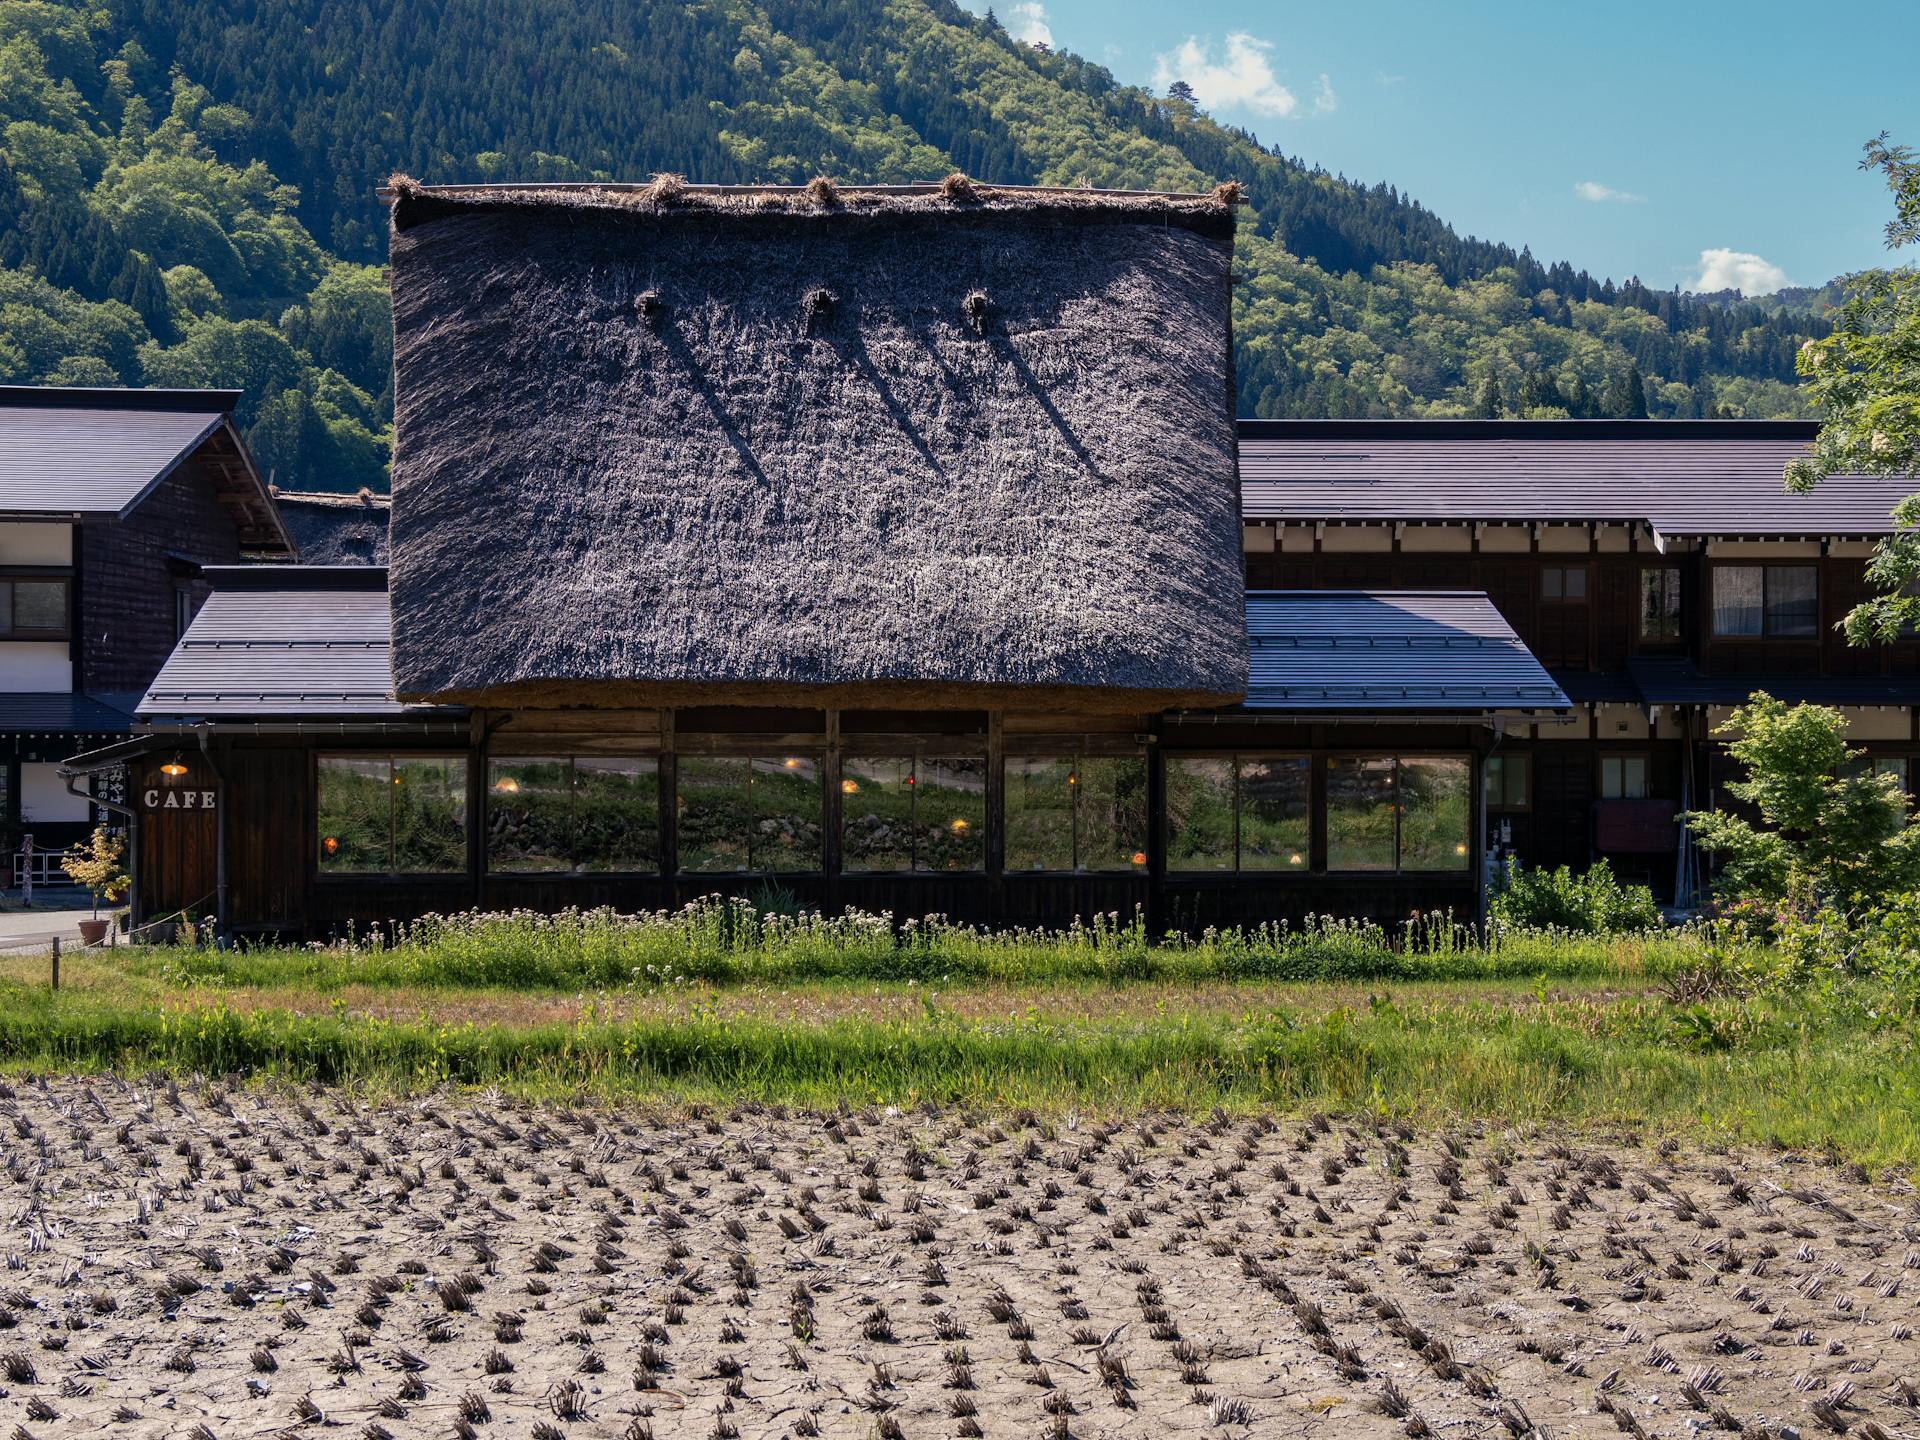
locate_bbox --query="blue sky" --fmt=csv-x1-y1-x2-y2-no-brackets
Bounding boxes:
968,0,1918,294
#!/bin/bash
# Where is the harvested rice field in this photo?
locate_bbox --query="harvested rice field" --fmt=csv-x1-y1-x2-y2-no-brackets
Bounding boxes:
2,1079,1917,1440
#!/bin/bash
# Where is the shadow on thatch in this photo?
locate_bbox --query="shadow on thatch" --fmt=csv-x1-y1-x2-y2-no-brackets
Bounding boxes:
383,181,1248,712
652,313,770,490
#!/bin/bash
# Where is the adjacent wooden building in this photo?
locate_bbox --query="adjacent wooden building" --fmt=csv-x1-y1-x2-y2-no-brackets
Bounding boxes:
0,386,288,886
63,183,1920,939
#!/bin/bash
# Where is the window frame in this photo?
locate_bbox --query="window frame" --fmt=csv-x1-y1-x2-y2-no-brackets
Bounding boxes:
485,754,662,876
674,751,826,876
1163,753,1311,875
1323,752,1474,876
0,572,72,641
1597,753,1650,801
1483,753,1531,812
1003,749,1149,875
1711,563,1821,640
1637,565,1684,644
1539,564,1589,605
315,751,471,878
839,751,988,875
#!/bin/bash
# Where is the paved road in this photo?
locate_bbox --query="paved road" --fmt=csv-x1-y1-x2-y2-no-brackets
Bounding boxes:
0,907,98,954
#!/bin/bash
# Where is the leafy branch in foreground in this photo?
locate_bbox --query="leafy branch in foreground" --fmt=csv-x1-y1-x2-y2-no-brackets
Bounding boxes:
1684,693,1920,912
1788,134,1920,641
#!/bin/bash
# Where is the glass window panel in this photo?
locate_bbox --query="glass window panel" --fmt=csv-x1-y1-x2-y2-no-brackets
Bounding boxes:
914,757,985,872
575,757,659,872
1486,755,1529,809
12,580,65,632
1327,757,1397,871
0,584,11,634
391,757,467,873
1601,756,1648,799
1713,567,1764,637
1564,567,1587,601
1239,758,1310,871
751,755,822,872
1541,568,1562,601
677,756,752,872
1077,756,1149,872
1005,758,1075,872
1640,568,1682,641
1399,757,1471,871
486,758,571,872
842,756,914,873
317,756,391,873
1165,758,1236,872
1874,757,1910,792
1767,566,1819,637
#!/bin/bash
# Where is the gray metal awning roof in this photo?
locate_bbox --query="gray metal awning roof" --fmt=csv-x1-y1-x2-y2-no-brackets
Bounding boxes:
1625,656,1920,708
1236,420,1911,540
0,386,293,552
1240,591,1570,712
140,566,447,719
0,693,136,733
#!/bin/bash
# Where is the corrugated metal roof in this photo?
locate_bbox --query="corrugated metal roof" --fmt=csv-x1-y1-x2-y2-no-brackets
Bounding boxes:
0,388,238,515
0,693,135,733
1242,591,1569,711
140,567,428,718
1236,421,1910,536
1626,656,1920,707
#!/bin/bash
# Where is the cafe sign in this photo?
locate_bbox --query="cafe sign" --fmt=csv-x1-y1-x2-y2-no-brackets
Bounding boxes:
144,786,217,811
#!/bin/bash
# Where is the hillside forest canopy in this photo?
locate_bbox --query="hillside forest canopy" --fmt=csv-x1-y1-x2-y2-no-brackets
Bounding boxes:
0,0,1834,493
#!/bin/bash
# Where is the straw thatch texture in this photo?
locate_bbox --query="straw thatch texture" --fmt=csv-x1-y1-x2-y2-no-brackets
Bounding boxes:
386,183,1245,710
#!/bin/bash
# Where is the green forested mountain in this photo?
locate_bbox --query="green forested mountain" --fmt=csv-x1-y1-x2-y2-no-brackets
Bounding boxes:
0,0,1829,492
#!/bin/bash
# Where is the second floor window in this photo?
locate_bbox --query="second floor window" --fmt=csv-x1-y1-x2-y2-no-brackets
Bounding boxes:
1639,568,1682,642
1599,755,1648,800
1485,754,1530,810
1713,565,1818,638
1541,566,1587,603
0,576,69,639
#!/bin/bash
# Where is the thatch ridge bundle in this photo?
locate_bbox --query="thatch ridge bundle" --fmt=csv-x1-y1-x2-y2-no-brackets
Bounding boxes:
385,176,1237,237
385,180,1246,710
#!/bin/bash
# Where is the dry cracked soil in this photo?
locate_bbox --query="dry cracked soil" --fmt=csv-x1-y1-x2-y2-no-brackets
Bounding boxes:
0,1078,1916,1439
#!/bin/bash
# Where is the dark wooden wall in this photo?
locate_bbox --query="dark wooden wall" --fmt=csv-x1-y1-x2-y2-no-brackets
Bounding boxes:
78,458,243,694
1248,537,1920,680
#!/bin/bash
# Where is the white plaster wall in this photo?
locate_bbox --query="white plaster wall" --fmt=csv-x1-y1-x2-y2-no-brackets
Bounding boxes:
0,642,71,691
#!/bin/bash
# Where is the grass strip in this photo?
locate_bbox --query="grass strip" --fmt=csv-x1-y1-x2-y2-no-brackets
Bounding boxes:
3,987,1915,1170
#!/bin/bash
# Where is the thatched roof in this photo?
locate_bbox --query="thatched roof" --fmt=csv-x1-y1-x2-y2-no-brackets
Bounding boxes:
273,489,390,565
384,178,1245,711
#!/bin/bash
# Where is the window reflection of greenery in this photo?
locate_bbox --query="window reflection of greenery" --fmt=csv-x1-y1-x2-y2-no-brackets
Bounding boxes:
677,757,824,874
843,756,986,873
487,757,659,873
1006,756,1146,873
317,756,467,875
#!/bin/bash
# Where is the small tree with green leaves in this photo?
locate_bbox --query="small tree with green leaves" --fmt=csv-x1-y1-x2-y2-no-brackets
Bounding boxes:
1786,135,1920,642
1685,694,1920,913
60,826,128,918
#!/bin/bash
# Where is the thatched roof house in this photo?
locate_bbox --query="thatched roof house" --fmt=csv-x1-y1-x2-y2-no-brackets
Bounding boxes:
384,179,1246,710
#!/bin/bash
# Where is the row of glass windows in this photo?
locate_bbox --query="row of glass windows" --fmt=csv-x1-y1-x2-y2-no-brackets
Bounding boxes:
315,752,1471,877
1564,565,1830,643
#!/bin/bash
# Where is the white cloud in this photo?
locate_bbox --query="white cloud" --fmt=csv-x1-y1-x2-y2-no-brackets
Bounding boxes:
1688,247,1792,296
1574,180,1645,204
1152,33,1300,118
1008,2,1052,47
1374,70,1406,87
1312,73,1337,115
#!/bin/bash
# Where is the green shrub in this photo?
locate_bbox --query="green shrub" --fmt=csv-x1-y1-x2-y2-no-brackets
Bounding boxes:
1491,859,1662,935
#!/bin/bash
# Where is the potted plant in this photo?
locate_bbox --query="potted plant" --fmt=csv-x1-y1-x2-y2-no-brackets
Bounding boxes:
62,826,128,946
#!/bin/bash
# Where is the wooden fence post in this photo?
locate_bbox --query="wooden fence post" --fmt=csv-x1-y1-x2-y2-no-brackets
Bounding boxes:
50,935,59,992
